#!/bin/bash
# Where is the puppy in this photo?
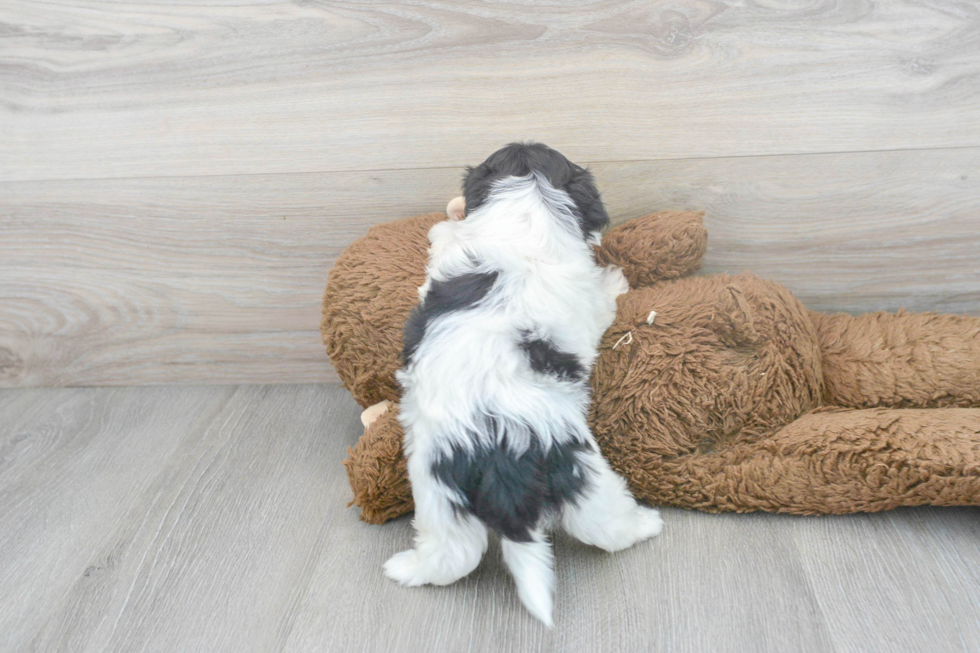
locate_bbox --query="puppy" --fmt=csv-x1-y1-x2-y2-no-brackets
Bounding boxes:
385,143,663,626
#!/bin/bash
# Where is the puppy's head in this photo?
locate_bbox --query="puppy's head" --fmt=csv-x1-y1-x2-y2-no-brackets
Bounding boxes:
462,142,609,239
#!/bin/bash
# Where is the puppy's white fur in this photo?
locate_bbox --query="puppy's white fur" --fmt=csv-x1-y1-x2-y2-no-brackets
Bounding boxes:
386,173,662,627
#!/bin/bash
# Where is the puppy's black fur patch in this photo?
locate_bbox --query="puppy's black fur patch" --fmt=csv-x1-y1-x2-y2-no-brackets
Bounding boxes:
402,271,499,365
431,421,591,542
462,142,610,239
520,335,585,381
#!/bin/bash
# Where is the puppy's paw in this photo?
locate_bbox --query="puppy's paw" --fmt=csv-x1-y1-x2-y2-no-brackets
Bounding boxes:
633,506,664,542
603,265,630,299
427,220,457,256
383,549,426,586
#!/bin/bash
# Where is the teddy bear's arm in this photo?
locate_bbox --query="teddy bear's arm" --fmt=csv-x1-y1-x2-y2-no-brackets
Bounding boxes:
595,211,707,289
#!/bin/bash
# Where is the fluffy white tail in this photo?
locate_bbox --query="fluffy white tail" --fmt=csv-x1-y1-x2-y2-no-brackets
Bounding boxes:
501,534,555,627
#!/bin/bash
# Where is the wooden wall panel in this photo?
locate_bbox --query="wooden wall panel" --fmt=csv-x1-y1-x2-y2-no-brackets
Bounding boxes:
2,1,979,181
596,148,980,315
2,147,976,386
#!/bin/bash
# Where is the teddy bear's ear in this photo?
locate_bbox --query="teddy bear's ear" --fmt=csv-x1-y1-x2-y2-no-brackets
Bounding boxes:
595,211,707,288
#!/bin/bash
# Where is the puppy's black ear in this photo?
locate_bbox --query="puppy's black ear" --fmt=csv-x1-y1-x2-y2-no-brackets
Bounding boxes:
565,167,609,236
462,163,495,216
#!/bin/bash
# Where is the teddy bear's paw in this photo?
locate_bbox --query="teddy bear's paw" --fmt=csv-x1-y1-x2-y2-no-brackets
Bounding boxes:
383,549,427,586
446,196,465,221
632,506,664,542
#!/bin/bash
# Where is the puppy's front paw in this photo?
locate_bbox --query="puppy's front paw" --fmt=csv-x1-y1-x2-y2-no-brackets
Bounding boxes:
383,549,425,586
427,220,457,256
603,265,630,299
633,506,664,542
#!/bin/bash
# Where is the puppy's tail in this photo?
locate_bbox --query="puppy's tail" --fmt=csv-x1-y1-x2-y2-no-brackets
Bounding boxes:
501,534,555,627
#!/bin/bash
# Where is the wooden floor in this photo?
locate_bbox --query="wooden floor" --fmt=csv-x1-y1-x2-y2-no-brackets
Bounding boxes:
1,384,978,653
2,0,979,387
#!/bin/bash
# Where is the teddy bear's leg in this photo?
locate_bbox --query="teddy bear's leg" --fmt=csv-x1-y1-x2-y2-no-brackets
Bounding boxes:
383,458,488,587
645,407,980,514
560,449,663,552
344,402,415,524
813,310,980,409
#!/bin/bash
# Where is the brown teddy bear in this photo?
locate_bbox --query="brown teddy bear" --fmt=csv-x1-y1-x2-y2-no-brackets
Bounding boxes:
322,208,980,524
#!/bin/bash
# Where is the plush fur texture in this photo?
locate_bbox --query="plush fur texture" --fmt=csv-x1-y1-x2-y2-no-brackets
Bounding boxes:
322,213,440,409
324,209,980,527
384,144,661,626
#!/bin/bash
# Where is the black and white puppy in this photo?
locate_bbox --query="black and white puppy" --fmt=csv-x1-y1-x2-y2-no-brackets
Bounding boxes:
385,143,663,626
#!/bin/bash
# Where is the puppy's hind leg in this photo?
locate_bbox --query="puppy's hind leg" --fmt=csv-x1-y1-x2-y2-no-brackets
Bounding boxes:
561,449,663,552
384,466,488,587
501,529,556,627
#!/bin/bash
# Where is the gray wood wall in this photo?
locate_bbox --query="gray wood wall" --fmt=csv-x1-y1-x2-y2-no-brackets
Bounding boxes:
2,1,978,387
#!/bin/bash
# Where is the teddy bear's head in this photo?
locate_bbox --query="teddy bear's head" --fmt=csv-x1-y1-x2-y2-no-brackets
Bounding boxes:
590,273,825,491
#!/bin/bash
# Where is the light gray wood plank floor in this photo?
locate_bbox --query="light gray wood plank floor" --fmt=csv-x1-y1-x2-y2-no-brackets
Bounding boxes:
1,384,977,653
